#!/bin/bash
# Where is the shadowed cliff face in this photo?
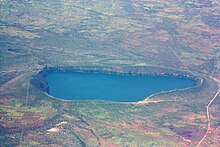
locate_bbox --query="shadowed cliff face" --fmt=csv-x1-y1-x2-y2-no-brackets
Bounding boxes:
31,71,50,93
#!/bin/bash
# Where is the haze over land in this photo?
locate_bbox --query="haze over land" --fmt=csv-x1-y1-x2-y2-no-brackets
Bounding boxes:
0,0,220,146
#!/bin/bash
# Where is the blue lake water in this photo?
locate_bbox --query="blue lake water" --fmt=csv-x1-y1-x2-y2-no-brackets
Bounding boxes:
46,72,196,102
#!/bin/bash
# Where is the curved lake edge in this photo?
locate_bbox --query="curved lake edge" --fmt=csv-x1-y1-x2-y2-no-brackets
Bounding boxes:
31,66,203,103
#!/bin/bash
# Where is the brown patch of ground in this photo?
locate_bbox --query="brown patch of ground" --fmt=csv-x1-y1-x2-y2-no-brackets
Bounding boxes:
181,113,207,124
99,139,118,147
171,126,206,143
163,107,179,113
156,29,170,41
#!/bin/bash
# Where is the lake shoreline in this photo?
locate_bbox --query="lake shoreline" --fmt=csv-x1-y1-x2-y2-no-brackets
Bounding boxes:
40,65,199,80
31,66,202,103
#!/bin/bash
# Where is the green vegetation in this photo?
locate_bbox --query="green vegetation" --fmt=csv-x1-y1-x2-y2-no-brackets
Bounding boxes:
0,0,219,146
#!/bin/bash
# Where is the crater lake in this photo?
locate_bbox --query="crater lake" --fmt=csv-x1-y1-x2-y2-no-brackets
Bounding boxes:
46,71,197,102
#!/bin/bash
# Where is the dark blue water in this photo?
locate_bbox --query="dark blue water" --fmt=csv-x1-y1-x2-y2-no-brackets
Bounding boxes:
46,72,196,102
